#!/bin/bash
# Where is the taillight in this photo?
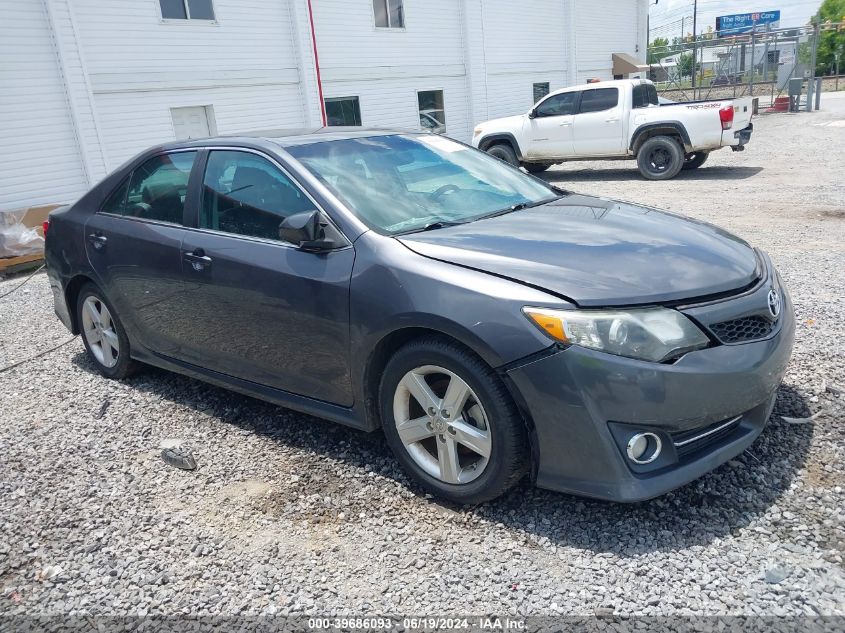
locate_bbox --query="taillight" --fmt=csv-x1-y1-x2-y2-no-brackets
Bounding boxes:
719,105,734,130
42,220,50,236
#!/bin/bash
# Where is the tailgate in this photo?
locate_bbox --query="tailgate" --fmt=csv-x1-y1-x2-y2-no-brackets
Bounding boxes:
731,97,754,129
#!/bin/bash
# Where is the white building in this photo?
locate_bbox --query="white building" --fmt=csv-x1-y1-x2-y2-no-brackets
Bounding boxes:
1,0,648,211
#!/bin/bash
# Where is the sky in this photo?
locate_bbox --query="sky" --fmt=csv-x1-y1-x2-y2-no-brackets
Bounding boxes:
648,0,823,41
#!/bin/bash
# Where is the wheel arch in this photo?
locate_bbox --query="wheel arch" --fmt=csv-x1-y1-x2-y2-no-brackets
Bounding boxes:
64,273,98,335
630,122,692,155
477,133,523,160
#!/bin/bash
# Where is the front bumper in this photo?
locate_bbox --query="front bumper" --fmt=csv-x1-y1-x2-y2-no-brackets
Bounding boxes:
505,287,794,502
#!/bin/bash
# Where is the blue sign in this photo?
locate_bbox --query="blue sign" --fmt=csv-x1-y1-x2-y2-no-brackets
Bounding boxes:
716,11,780,37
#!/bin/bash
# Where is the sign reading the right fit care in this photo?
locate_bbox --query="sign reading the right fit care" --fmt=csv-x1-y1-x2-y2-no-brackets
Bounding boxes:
716,11,780,37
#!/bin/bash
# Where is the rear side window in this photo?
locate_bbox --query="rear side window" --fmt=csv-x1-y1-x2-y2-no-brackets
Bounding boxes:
200,150,317,241
579,88,619,113
101,152,197,224
632,84,659,108
534,92,578,117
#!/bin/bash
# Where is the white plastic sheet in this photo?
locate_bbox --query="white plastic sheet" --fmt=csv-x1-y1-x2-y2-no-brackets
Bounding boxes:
0,209,44,258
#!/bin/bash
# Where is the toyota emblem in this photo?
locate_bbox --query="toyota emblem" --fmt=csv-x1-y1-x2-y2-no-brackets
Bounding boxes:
767,289,781,319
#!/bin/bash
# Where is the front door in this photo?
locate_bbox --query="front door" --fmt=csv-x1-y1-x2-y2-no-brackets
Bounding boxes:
524,91,579,160
85,151,198,355
572,87,625,156
177,149,355,406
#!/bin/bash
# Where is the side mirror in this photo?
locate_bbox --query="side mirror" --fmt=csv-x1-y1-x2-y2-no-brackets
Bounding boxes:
528,109,537,119
279,210,338,252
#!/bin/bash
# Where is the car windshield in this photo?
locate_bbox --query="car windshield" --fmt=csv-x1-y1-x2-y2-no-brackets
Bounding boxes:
286,134,560,234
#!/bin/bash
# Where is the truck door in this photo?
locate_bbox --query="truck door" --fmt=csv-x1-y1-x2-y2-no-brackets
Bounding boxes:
524,91,578,160
572,87,626,157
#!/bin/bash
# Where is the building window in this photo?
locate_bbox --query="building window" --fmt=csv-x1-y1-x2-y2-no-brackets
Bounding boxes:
325,97,362,126
418,90,445,133
160,0,215,21
373,0,404,28
533,82,550,104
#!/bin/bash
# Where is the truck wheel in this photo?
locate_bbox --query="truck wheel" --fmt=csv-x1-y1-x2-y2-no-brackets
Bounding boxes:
682,152,709,170
486,143,519,167
522,162,552,174
636,136,684,180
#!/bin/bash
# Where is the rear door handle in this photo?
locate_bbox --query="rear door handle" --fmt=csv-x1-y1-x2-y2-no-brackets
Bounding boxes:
88,233,107,250
184,249,212,270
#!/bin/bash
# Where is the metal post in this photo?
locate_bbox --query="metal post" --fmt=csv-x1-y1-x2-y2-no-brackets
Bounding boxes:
691,0,698,90
815,77,822,110
749,22,756,94
806,22,820,112
763,23,770,83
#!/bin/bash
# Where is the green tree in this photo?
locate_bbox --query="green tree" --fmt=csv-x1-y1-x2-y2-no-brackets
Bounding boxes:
813,0,845,74
678,52,697,78
648,37,670,64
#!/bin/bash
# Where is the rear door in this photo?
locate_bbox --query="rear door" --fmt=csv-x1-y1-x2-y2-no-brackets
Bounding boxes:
85,151,198,355
177,149,355,406
572,87,625,156
524,91,578,159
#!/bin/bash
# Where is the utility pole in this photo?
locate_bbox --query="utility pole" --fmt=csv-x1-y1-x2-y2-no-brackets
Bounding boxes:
691,0,698,91
806,19,820,112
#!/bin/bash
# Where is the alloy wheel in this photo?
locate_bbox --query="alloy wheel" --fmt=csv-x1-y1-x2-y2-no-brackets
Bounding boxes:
647,148,671,173
392,365,492,484
81,295,120,368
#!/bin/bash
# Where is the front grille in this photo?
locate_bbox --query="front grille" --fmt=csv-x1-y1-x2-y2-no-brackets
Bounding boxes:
710,315,774,343
672,416,742,458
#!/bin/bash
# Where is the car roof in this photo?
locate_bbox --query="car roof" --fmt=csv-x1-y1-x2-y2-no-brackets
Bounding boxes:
156,127,415,152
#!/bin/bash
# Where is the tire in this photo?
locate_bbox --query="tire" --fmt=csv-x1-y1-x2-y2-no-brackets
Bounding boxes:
379,337,528,504
636,136,684,180
682,151,709,170
523,162,552,174
76,283,138,379
486,143,519,167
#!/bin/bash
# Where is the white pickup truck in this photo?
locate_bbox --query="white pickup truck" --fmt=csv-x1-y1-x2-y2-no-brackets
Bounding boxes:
471,79,753,180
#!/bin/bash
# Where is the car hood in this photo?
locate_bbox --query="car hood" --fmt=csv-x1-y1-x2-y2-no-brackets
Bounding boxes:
398,194,760,307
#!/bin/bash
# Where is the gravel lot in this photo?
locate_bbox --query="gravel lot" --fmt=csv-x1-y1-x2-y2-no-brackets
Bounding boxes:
1,94,844,619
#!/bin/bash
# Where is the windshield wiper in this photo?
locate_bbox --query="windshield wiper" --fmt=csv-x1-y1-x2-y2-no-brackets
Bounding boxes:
396,220,465,235
475,195,564,222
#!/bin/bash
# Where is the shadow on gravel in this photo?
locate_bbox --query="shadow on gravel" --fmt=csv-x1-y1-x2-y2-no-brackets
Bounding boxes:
539,165,764,184
72,351,812,554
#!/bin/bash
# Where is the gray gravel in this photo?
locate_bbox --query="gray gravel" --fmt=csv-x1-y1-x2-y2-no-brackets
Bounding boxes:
1,94,844,618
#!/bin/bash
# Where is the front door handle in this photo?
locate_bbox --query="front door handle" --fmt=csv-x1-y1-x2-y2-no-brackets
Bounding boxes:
88,233,107,250
184,249,212,270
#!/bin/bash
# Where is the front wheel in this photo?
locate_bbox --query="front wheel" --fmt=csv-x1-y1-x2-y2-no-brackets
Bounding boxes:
485,143,519,167
522,162,552,174
682,151,709,170
636,136,684,180
380,338,528,504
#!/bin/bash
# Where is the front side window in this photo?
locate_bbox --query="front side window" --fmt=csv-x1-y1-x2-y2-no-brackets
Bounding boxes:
200,150,316,241
160,0,215,21
533,82,550,104
103,152,197,224
325,97,362,126
287,134,559,235
418,90,445,133
534,92,578,117
373,0,404,28
579,88,619,113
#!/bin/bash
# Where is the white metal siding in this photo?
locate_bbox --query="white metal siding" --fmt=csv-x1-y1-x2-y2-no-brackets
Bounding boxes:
576,0,648,82
0,1,88,210
71,0,306,168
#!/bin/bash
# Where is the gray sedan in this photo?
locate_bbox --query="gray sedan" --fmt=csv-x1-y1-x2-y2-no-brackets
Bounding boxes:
44,129,794,503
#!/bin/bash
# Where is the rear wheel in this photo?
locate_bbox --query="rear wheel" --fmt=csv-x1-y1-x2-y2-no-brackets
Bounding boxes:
77,283,137,379
486,143,519,167
636,136,684,180
380,338,528,504
682,151,709,170
522,162,552,174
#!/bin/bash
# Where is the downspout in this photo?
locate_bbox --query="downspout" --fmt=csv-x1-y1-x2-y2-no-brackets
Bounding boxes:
306,0,327,126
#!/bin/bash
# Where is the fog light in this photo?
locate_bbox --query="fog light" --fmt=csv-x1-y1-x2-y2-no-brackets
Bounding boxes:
626,432,662,464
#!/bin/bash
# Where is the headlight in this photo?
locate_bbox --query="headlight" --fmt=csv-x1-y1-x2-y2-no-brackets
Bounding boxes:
523,306,710,362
